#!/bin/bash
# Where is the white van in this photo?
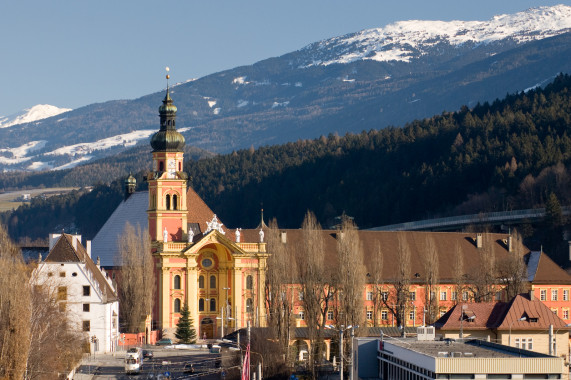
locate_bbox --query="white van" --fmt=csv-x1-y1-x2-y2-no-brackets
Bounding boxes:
125,347,143,374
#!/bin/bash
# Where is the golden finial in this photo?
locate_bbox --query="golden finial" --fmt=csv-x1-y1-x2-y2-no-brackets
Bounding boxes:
165,66,170,80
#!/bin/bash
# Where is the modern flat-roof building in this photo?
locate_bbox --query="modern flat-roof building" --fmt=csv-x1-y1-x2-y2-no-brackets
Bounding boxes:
355,334,568,380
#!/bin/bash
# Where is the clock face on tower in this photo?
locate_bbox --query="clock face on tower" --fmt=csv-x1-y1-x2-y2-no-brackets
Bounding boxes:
167,159,176,178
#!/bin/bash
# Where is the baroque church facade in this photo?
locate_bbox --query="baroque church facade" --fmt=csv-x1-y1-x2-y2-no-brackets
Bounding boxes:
93,84,269,338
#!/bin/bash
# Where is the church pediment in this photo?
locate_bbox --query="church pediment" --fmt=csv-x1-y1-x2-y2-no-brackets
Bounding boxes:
182,229,249,256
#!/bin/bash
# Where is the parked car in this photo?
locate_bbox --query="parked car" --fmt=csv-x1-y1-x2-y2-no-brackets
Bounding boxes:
156,338,173,346
183,363,195,373
143,350,154,359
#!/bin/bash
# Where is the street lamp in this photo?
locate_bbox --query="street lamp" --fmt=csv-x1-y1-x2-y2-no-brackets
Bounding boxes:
509,316,527,347
326,325,357,380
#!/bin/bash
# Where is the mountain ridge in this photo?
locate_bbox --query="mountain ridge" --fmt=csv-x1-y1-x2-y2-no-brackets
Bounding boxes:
2,5,571,174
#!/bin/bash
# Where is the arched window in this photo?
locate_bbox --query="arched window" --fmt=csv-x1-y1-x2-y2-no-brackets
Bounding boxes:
210,298,216,312
246,275,253,290
174,275,181,289
166,194,171,210
246,298,253,313
199,298,204,312
199,276,205,289
173,194,178,210
210,275,216,289
159,161,164,171
174,298,181,313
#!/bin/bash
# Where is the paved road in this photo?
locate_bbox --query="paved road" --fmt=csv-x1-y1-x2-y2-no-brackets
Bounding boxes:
74,346,239,380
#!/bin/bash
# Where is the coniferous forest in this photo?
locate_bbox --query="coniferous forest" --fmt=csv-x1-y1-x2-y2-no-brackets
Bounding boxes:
2,74,571,261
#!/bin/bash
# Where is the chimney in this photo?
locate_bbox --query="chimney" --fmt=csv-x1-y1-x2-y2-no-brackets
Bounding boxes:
49,233,61,251
86,240,92,258
507,236,513,252
529,289,534,301
476,233,483,249
281,231,287,244
72,235,78,251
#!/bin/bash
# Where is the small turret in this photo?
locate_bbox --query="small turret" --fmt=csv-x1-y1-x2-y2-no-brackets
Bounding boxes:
124,174,136,200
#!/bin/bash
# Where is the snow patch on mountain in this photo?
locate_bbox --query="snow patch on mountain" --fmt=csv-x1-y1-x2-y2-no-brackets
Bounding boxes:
301,5,571,67
0,105,72,129
0,140,47,159
45,130,155,156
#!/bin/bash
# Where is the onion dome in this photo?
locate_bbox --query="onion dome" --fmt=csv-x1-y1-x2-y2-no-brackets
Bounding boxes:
150,86,185,152
124,173,136,199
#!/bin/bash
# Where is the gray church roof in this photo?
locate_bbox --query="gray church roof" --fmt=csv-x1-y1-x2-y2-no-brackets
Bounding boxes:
91,192,149,267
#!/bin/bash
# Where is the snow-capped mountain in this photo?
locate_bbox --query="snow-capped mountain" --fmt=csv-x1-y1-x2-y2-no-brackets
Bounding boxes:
298,5,571,67
0,104,72,129
2,5,571,174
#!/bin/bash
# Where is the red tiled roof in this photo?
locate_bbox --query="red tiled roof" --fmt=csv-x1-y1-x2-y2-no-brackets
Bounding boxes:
187,186,217,234
531,252,571,284
435,294,570,331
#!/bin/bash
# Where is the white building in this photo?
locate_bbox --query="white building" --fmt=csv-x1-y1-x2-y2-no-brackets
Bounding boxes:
32,233,119,353
354,331,568,380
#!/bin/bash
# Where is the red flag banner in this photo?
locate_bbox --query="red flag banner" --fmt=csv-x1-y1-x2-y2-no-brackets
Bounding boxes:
241,343,250,380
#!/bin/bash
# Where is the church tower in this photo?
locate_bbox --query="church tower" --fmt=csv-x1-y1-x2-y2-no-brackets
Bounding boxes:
147,73,188,243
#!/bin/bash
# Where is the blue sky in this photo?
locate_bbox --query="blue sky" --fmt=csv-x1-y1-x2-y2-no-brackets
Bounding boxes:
0,0,569,116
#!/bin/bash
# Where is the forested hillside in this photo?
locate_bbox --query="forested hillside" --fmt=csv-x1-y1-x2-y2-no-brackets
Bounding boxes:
3,75,570,258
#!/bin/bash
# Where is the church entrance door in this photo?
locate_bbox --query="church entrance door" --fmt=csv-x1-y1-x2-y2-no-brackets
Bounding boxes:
201,317,214,339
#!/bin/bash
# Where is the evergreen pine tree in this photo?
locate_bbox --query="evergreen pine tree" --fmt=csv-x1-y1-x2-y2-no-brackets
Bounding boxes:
175,304,196,344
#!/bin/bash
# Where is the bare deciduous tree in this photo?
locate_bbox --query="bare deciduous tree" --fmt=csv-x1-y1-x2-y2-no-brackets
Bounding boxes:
295,211,332,377
0,230,30,380
370,241,384,327
453,242,465,303
467,234,497,302
497,230,529,300
382,232,411,331
423,235,439,325
117,222,155,333
336,217,365,330
265,219,295,365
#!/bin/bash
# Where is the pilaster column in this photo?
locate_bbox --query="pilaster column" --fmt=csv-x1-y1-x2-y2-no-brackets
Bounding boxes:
186,260,198,333
161,267,171,329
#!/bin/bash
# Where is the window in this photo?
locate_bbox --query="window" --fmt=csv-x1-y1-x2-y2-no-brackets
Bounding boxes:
462,291,469,301
381,292,388,301
48,272,53,277
381,310,388,320
299,311,305,320
199,298,205,312
552,289,558,301
83,304,90,312
173,194,178,210
174,298,181,313
327,311,333,320
563,309,569,319
199,276,205,289
409,310,415,321
430,291,436,301
516,338,533,350
165,194,171,210
440,291,447,301
540,289,547,301
527,338,533,350
174,275,181,290
210,275,216,289
409,291,416,301
83,321,90,332
246,275,253,290
57,286,67,301
246,298,253,313
564,290,569,301
298,291,304,301
451,291,458,301
552,308,558,316
210,298,216,312
366,292,373,301
495,291,502,301
83,286,90,297
366,311,373,320
59,272,66,277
